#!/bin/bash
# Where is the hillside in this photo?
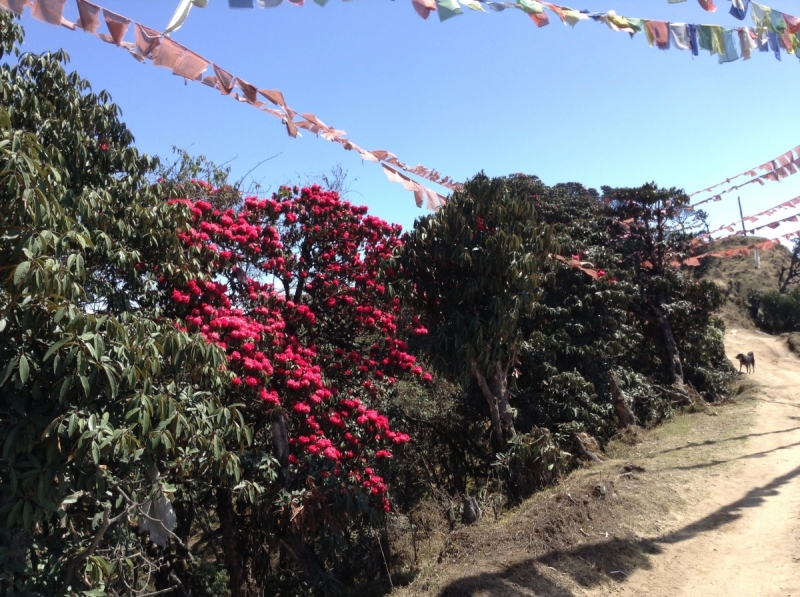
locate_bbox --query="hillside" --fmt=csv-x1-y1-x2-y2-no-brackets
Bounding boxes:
692,235,792,329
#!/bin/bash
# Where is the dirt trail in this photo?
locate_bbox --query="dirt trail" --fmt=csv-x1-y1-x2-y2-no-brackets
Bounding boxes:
597,329,800,597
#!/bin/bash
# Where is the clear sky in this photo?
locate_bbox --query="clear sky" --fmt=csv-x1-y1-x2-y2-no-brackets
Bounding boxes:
15,0,800,239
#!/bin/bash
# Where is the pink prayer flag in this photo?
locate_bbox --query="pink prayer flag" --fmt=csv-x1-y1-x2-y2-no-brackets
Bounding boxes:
236,78,259,104
413,185,424,208
382,164,404,185
424,187,439,210
784,14,800,35
300,112,329,130
381,163,422,206
101,8,130,46
259,88,287,107
359,149,379,163
153,37,186,71
173,50,209,80
31,0,66,25
212,64,235,95
767,222,781,229
75,0,101,32
697,0,716,11
370,150,396,162
777,151,793,167
411,0,436,20
260,106,284,119
287,0,304,5
283,116,298,138
295,120,319,134
787,216,799,222
0,0,27,15
201,76,218,88
134,23,161,57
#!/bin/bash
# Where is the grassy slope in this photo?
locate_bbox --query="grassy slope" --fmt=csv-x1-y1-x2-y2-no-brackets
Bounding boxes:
692,235,791,329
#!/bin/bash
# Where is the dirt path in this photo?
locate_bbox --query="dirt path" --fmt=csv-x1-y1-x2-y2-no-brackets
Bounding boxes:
395,329,800,597
596,329,800,597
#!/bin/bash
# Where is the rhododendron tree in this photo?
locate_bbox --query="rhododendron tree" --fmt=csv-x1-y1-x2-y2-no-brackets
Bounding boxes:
155,182,425,594
401,173,555,451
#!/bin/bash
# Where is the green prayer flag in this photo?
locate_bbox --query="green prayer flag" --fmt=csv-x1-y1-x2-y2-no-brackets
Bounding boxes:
697,24,715,53
517,0,544,14
626,17,644,34
769,11,787,35
436,0,463,21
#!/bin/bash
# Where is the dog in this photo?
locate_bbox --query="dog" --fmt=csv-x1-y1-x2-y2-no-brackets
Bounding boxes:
735,352,755,374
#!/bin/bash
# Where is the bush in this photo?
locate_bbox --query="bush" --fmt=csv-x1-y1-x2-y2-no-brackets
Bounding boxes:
756,288,800,333
492,428,572,501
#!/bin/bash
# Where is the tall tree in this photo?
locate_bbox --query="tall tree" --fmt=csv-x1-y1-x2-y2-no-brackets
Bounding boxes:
603,183,695,394
156,184,424,596
401,173,555,450
0,14,243,595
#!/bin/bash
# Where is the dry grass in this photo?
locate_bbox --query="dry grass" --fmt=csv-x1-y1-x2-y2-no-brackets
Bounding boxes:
390,378,760,597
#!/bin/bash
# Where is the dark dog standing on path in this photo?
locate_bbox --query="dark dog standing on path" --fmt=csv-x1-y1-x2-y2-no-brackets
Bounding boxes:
735,352,755,374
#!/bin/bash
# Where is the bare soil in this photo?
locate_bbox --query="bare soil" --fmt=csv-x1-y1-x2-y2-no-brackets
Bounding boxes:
393,328,800,596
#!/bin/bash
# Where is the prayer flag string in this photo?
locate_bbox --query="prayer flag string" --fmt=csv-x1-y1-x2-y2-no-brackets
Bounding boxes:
689,144,800,207
184,0,800,68
6,0,460,208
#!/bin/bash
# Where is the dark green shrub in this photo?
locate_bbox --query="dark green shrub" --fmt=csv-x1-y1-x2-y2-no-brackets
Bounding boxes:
757,288,800,333
492,428,571,501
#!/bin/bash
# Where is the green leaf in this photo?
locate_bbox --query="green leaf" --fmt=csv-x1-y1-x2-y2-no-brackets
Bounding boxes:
18,355,29,384
43,337,71,361
13,260,30,286
102,364,117,399
0,357,18,387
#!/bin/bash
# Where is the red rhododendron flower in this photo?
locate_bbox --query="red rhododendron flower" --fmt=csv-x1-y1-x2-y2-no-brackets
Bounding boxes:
155,183,430,514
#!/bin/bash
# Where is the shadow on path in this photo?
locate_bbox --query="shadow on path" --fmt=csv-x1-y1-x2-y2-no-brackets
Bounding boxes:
653,426,800,456
665,439,800,471
437,464,800,596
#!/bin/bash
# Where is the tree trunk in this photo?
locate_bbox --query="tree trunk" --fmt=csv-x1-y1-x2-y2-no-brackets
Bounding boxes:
217,487,249,597
607,371,636,429
473,360,516,451
474,367,504,451
491,360,516,442
650,299,685,390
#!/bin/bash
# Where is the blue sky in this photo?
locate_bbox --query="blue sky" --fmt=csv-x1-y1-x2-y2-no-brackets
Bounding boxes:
15,0,800,238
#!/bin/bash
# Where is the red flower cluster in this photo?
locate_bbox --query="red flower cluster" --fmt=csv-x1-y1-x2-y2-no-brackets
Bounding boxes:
162,184,427,512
